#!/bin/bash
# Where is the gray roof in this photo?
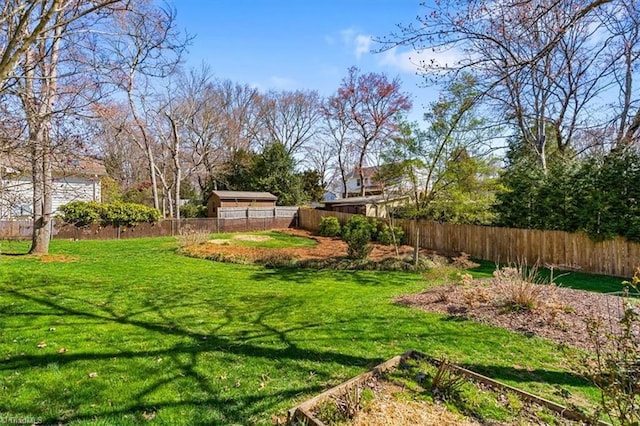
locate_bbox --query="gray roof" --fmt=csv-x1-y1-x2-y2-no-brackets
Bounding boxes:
209,190,277,201
323,194,409,207
323,195,386,207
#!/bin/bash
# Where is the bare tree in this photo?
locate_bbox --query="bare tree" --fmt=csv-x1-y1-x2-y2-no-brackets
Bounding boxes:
256,89,322,156
100,2,188,212
0,0,124,92
10,1,119,254
327,67,412,196
178,76,262,195
321,93,355,198
382,0,639,167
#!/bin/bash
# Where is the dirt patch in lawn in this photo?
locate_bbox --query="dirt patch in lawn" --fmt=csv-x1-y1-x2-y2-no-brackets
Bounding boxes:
396,280,632,351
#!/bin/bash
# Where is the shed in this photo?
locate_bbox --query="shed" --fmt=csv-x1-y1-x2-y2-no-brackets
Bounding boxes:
207,190,277,217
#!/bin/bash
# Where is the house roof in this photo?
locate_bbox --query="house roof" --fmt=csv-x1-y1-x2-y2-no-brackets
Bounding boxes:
209,190,277,201
322,195,386,207
1,153,107,177
323,194,410,207
54,156,107,177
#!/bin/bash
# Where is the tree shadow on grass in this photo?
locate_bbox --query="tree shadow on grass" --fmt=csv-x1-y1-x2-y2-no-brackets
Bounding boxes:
248,265,414,287
0,274,384,423
458,363,592,393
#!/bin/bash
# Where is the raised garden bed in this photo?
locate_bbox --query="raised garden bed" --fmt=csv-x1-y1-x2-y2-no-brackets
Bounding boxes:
287,350,608,426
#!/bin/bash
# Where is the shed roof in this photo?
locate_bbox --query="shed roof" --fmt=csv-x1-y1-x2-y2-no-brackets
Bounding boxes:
209,190,277,201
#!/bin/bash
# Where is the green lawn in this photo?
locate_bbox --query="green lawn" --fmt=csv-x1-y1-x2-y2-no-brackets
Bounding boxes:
0,236,607,425
469,259,628,294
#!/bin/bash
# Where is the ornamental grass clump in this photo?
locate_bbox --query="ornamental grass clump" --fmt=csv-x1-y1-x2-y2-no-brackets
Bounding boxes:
492,263,549,312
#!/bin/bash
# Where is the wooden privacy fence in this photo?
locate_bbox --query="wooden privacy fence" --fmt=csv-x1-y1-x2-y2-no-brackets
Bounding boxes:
0,215,298,241
299,208,640,277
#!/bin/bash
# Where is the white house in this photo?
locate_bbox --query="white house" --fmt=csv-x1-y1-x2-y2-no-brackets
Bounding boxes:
345,164,429,197
0,155,107,219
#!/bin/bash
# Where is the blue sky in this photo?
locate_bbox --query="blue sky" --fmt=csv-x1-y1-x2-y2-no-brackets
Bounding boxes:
168,0,441,120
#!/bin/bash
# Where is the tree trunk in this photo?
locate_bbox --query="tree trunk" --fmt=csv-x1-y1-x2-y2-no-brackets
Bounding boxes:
413,217,419,266
29,130,52,254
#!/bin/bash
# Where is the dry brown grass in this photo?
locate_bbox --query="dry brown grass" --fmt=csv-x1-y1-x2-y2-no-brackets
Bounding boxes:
38,254,79,263
350,386,478,426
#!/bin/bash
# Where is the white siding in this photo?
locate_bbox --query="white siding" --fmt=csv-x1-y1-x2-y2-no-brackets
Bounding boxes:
0,176,101,219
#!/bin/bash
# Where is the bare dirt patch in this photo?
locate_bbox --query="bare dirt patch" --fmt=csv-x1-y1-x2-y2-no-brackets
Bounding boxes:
231,234,273,242
396,280,628,351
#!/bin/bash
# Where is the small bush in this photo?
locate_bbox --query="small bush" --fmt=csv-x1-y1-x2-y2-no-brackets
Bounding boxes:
341,215,373,260
180,203,208,218
318,216,341,237
577,268,640,425
375,223,405,245
59,201,103,226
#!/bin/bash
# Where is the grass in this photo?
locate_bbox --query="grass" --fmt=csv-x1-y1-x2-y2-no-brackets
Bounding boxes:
469,259,627,294
0,236,611,425
208,231,317,249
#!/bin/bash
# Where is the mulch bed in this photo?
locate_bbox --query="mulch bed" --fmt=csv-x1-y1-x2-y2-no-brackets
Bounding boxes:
396,281,631,351
184,228,434,262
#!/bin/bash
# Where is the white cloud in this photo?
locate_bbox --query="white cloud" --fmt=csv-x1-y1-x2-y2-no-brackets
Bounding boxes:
354,34,372,59
377,46,463,74
335,27,373,60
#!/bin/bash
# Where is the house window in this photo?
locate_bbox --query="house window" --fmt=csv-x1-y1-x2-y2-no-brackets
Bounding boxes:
356,179,361,187
11,203,32,218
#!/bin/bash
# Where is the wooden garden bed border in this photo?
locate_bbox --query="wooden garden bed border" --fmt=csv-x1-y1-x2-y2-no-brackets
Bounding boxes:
287,350,610,426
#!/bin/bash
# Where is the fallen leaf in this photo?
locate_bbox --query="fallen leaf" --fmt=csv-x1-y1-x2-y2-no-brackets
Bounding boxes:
57,347,67,353
37,342,47,348
48,327,56,332
142,411,156,421
88,372,98,378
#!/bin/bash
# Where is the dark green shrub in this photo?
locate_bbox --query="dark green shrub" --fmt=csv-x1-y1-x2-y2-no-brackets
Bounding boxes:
102,202,161,227
59,201,160,227
180,202,209,218
58,201,103,226
318,216,341,237
376,223,405,245
341,215,373,259
180,203,208,218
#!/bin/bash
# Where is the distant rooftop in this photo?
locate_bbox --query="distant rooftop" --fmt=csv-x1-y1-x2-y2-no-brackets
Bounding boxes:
209,190,277,201
0,153,107,177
